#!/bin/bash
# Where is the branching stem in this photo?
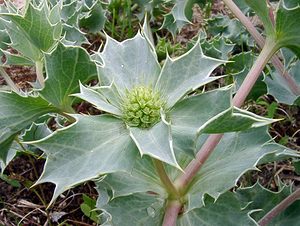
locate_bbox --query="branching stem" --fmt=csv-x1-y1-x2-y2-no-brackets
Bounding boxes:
153,159,180,200
223,0,300,96
176,39,276,191
164,39,278,224
232,39,277,107
258,187,300,226
162,200,182,226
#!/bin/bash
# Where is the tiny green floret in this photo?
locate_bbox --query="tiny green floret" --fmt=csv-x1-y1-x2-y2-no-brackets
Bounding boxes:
122,86,165,128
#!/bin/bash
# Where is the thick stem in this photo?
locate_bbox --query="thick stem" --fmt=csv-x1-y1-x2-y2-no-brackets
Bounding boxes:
223,0,265,47
0,67,20,93
223,0,300,96
165,42,277,223
258,188,300,226
232,40,277,107
175,134,223,191
35,60,45,88
175,40,276,192
153,159,180,199
162,200,182,226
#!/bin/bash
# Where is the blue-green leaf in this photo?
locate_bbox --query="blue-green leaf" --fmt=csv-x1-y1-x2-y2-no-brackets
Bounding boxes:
156,40,225,108
95,33,161,94
130,119,180,169
41,43,97,112
28,115,138,205
0,92,56,171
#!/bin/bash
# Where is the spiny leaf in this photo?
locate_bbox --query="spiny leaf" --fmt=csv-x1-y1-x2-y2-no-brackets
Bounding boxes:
41,43,97,112
79,1,106,33
200,35,235,60
245,0,300,56
155,39,225,108
0,92,56,171
244,0,274,36
170,87,232,157
97,128,296,226
22,123,52,142
177,192,257,226
169,87,275,157
265,61,300,105
236,183,300,225
0,135,15,172
98,156,165,199
98,192,165,226
96,189,257,226
275,1,300,57
29,115,138,205
0,2,62,60
0,50,35,66
73,83,122,116
185,127,298,210
201,107,278,133
0,20,43,62
94,32,161,94
161,0,208,36
130,120,181,169
227,51,266,100
206,14,253,46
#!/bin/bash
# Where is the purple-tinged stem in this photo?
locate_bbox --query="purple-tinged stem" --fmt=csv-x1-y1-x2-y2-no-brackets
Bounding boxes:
232,40,276,107
258,187,300,226
223,0,300,96
162,200,182,226
175,40,277,191
174,134,223,191
164,41,277,223
223,0,264,46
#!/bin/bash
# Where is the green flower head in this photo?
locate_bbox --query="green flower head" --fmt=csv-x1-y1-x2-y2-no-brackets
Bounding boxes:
76,31,225,168
122,86,165,128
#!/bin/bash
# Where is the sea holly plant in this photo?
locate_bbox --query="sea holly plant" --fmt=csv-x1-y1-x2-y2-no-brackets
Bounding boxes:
0,0,300,225
24,32,281,202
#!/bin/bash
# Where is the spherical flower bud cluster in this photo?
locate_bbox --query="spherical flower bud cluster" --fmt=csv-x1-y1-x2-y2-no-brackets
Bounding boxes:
122,86,165,128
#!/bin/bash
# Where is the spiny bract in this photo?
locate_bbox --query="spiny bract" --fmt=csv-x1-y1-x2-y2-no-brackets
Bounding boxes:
122,86,165,128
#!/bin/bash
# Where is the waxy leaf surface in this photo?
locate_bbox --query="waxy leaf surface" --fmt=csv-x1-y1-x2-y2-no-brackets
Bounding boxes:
95,33,161,94
0,2,62,61
1,21,43,62
100,156,164,199
275,1,300,57
87,33,229,168
73,83,122,116
244,0,274,36
186,127,295,210
169,88,231,156
236,183,300,225
30,115,138,204
95,126,299,225
155,41,225,108
41,43,97,111
265,61,300,105
177,192,257,226
169,87,276,157
97,189,256,226
130,120,180,169
0,92,56,170
99,192,165,226
0,135,15,171
246,0,300,56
